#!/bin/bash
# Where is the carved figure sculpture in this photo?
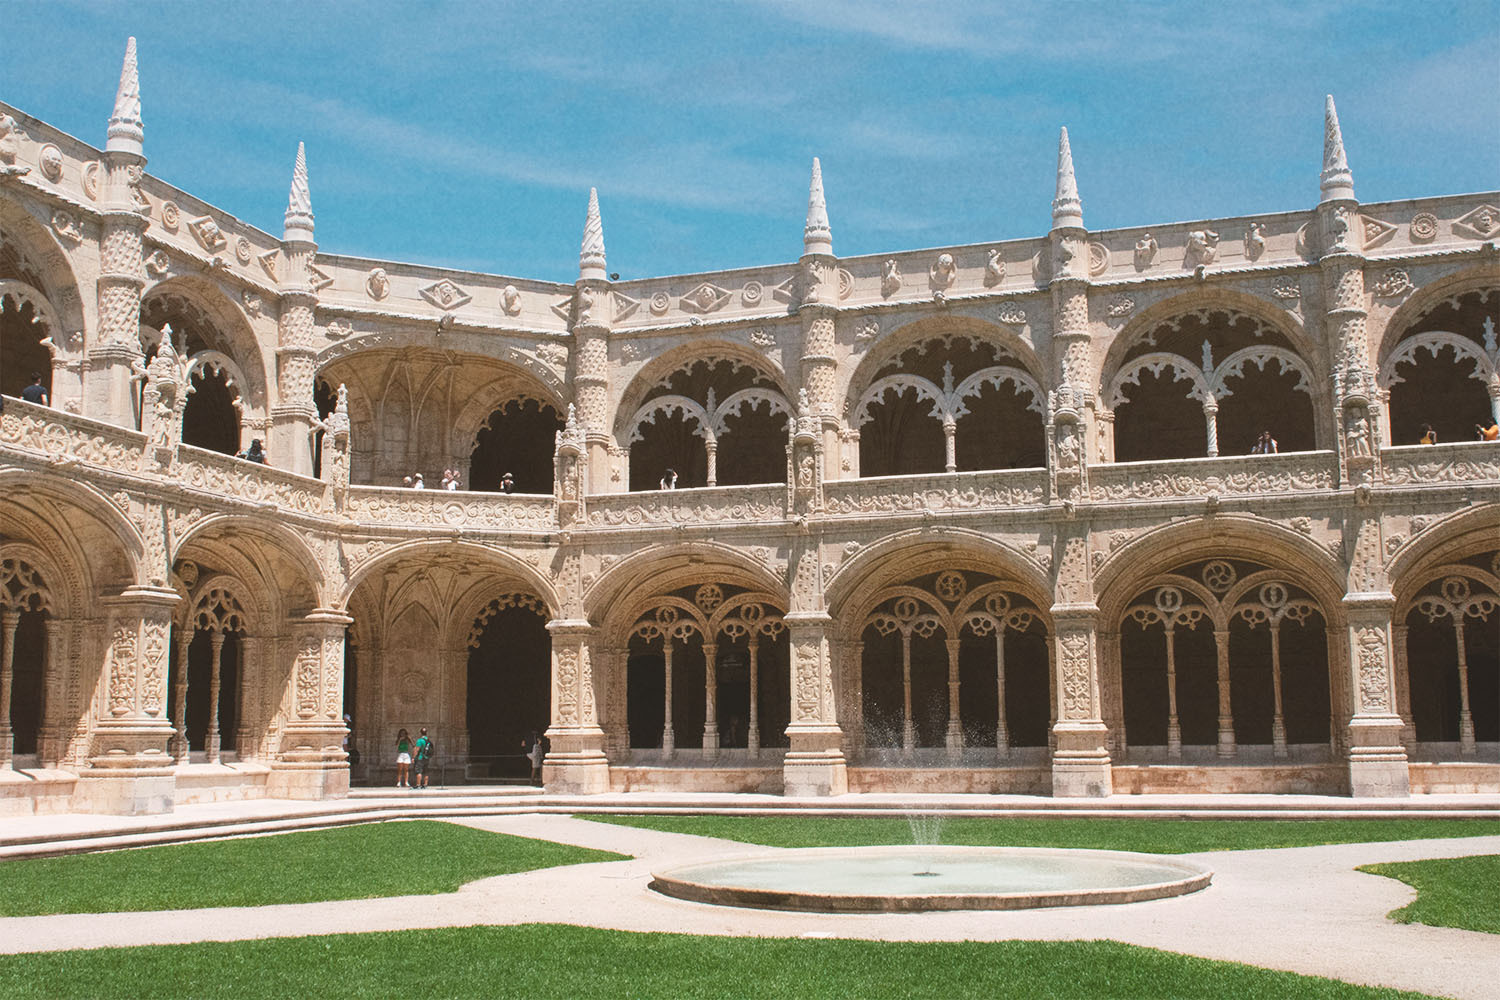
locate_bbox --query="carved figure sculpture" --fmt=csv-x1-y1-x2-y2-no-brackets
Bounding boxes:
929,252,957,288
0,114,25,174
1244,223,1266,261
984,249,1005,286
1056,423,1081,470
1346,406,1373,458
1134,232,1158,268
1185,230,1220,266
881,259,901,297
365,268,389,301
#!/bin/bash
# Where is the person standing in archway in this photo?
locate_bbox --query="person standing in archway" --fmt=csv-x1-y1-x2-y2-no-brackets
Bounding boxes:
412,728,434,789
20,372,49,406
394,727,412,788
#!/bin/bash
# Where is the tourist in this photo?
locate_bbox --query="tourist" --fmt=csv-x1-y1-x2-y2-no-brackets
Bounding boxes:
238,439,267,464
1249,430,1278,455
402,476,412,488
20,372,49,406
412,472,425,489
442,468,459,490
1420,424,1438,445
394,727,412,788
660,468,678,490
343,714,360,767
527,732,544,786
500,472,515,494
412,728,434,789
1478,422,1499,442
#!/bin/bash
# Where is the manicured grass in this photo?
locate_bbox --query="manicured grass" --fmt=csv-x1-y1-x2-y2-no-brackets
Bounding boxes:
0,821,625,916
0,925,1441,1000
1359,854,1500,935
584,814,1500,854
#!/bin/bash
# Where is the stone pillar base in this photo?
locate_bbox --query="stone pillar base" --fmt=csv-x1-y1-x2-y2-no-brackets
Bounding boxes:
783,724,847,797
542,751,611,794
266,757,350,800
1051,722,1112,798
74,762,175,815
1346,717,1410,798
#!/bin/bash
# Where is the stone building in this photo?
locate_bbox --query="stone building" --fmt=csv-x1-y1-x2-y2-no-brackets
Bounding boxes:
1,41,1496,815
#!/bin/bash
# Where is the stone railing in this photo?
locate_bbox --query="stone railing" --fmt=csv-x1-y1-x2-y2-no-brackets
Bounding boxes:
1088,451,1337,502
0,396,147,475
344,486,556,530
1382,441,1500,487
584,483,786,528
176,444,328,515
823,468,1048,516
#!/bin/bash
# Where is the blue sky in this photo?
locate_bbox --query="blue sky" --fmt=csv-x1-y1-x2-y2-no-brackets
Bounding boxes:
3,1,1497,282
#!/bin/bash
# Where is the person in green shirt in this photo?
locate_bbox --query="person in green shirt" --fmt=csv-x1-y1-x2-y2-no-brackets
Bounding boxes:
395,728,412,788
412,728,434,789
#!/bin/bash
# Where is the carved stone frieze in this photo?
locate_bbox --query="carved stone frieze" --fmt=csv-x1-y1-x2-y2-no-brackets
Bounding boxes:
1089,455,1334,501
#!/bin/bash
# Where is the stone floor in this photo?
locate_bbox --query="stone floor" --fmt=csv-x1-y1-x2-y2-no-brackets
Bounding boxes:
1,795,1498,1000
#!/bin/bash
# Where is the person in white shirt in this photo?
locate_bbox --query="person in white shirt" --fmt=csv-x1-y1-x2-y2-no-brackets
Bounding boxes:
412,473,425,489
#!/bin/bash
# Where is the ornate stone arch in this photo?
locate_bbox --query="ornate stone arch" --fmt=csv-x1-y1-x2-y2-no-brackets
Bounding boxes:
140,276,269,412
339,539,560,619
614,339,792,435
1375,265,1499,365
170,513,325,611
0,278,65,355
0,552,58,616
0,469,144,593
0,197,86,336
589,541,788,635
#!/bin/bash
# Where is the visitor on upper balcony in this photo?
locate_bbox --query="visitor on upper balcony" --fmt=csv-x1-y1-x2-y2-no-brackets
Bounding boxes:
1420,424,1438,445
238,439,266,464
500,472,515,494
412,472,425,489
20,372,49,406
1478,422,1499,442
1249,430,1278,455
442,468,460,490
660,468,678,490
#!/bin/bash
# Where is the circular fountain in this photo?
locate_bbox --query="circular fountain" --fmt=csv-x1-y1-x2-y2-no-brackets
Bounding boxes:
650,845,1212,913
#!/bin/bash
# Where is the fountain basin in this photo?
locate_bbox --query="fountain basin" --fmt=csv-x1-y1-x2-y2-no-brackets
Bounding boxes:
650,845,1212,912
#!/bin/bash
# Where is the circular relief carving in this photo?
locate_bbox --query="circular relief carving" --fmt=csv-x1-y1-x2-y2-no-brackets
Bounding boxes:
441,501,467,526
984,592,1012,617
82,161,101,200
649,291,670,315
500,284,521,314
399,671,427,705
1440,576,1471,604
934,570,967,603
1087,241,1110,276
893,595,921,620
695,584,724,612
1409,213,1438,243
235,237,252,264
1258,582,1288,609
741,281,763,306
1154,586,1183,614
160,201,180,230
1202,560,1237,593
38,144,62,182
837,268,853,300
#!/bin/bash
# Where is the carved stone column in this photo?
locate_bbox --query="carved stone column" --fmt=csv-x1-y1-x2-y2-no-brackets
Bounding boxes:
38,617,67,768
204,631,225,763
169,623,192,762
783,611,847,796
1213,628,1236,758
0,609,17,769
1049,604,1112,797
235,634,261,761
1048,127,1095,503
799,160,842,463
1342,593,1410,797
574,189,615,492
76,585,179,814
267,608,351,799
543,619,610,793
271,144,319,476
702,641,720,755
86,39,148,427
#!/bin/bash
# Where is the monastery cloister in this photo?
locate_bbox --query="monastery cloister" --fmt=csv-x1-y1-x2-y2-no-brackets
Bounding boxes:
0,40,1496,815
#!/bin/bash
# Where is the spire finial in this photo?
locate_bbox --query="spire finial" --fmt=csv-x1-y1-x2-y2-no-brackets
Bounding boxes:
106,37,143,156
1052,127,1083,230
1320,95,1354,203
579,187,607,281
284,141,315,242
803,157,832,256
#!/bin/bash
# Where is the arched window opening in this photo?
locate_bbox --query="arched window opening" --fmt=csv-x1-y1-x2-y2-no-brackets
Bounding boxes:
181,365,240,455
625,584,787,755
627,358,788,491
857,335,1043,477
469,399,564,493
167,585,248,762
857,570,1048,760
1119,560,1330,760
466,594,551,776
1109,310,1316,461
312,377,337,479
1403,557,1500,755
1,557,55,763
1383,291,1499,444
0,291,52,401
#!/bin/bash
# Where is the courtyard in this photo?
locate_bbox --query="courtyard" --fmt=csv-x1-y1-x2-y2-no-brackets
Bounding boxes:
1,793,1497,999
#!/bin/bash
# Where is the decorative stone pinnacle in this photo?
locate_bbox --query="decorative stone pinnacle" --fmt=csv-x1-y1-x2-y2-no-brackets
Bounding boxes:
1320,95,1355,203
283,141,315,242
579,187,607,281
803,157,832,256
106,37,144,156
1052,127,1083,230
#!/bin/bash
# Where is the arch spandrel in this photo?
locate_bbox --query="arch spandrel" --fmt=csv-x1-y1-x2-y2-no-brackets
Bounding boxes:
1388,505,1500,610
1094,517,1346,627
170,513,325,612
0,198,86,335
613,339,793,434
339,540,560,621
1374,266,1499,365
140,276,269,412
0,468,143,598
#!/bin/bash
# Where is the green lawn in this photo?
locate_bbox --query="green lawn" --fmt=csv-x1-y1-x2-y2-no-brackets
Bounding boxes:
0,821,625,916
1359,854,1500,935
583,814,1500,854
0,926,1441,1000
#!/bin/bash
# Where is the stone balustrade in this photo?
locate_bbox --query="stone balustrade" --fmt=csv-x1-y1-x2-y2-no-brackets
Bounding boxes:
343,485,556,530
0,395,147,474
1382,441,1500,488
584,484,787,528
1088,451,1338,503
823,468,1048,517
176,444,327,514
